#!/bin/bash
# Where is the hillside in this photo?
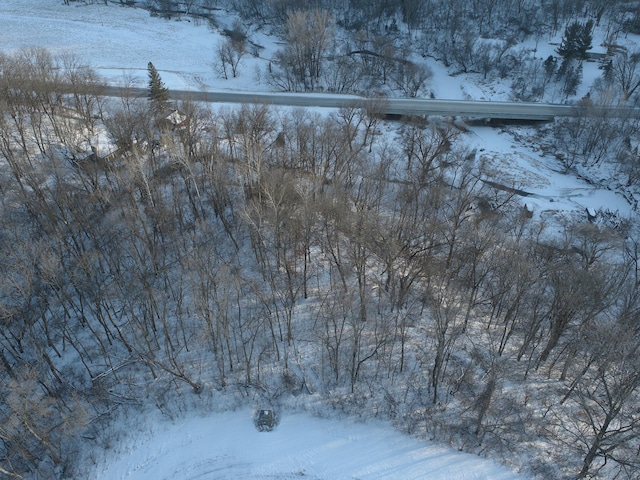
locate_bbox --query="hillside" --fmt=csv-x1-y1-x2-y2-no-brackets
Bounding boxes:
0,1,639,480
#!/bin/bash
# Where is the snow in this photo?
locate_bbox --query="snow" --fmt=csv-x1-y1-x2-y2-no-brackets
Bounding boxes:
0,1,270,91
92,409,525,480
469,126,635,219
0,3,637,478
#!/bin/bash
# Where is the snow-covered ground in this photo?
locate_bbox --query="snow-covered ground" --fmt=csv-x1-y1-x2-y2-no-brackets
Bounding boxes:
0,1,275,91
92,409,525,480
0,3,637,479
470,125,635,219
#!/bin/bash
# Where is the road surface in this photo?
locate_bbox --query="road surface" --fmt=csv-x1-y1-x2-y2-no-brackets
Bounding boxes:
102,86,639,121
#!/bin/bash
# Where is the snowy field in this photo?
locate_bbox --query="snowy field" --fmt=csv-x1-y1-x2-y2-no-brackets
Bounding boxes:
1,1,243,91
0,0,469,96
92,409,525,480
469,126,636,219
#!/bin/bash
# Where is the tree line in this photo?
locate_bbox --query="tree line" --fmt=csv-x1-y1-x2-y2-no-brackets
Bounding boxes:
0,48,639,479
225,1,640,106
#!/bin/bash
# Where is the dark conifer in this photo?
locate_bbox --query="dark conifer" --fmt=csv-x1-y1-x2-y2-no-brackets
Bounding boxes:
147,61,169,114
557,20,593,61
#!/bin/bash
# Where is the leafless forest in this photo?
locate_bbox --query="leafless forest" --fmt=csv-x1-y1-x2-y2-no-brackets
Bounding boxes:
1,0,640,479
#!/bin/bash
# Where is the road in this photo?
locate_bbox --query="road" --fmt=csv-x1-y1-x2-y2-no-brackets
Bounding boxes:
102,86,639,121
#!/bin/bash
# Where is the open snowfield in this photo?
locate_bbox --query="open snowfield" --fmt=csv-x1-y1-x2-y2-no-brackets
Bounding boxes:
0,0,279,91
0,0,472,97
92,409,525,480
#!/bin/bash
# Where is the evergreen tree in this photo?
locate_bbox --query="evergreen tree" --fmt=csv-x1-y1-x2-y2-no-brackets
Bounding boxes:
557,20,593,61
575,20,593,59
147,61,169,115
602,58,613,83
543,55,557,79
562,62,582,97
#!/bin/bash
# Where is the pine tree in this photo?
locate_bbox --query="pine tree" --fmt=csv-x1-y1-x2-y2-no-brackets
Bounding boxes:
543,55,557,79
562,62,582,97
557,20,593,61
575,20,594,59
147,61,169,115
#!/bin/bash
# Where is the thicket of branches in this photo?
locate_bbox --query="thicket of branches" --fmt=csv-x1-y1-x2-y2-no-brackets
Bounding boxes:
132,0,640,104
64,1,640,103
1,47,640,479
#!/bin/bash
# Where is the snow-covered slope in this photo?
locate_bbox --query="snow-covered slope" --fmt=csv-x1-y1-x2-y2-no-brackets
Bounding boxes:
0,4,636,479
92,409,525,480
0,0,273,91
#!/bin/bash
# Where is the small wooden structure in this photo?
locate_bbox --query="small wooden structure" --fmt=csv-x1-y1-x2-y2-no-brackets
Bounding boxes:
158,109,188,131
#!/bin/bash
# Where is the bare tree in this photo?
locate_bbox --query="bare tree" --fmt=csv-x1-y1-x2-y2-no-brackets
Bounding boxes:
425,285,464,404
400,121,459,186
216,38,246,79
609,50,640,102
392,61,433,97
271,9,335,91
1,367,88,478
561,316,640,479
549,225,622,359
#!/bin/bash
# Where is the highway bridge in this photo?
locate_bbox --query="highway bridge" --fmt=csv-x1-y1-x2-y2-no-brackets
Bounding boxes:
101,86,640,121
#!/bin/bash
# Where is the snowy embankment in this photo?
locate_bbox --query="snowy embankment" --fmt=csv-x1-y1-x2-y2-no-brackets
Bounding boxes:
0,0,276,91
93,409,524,480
